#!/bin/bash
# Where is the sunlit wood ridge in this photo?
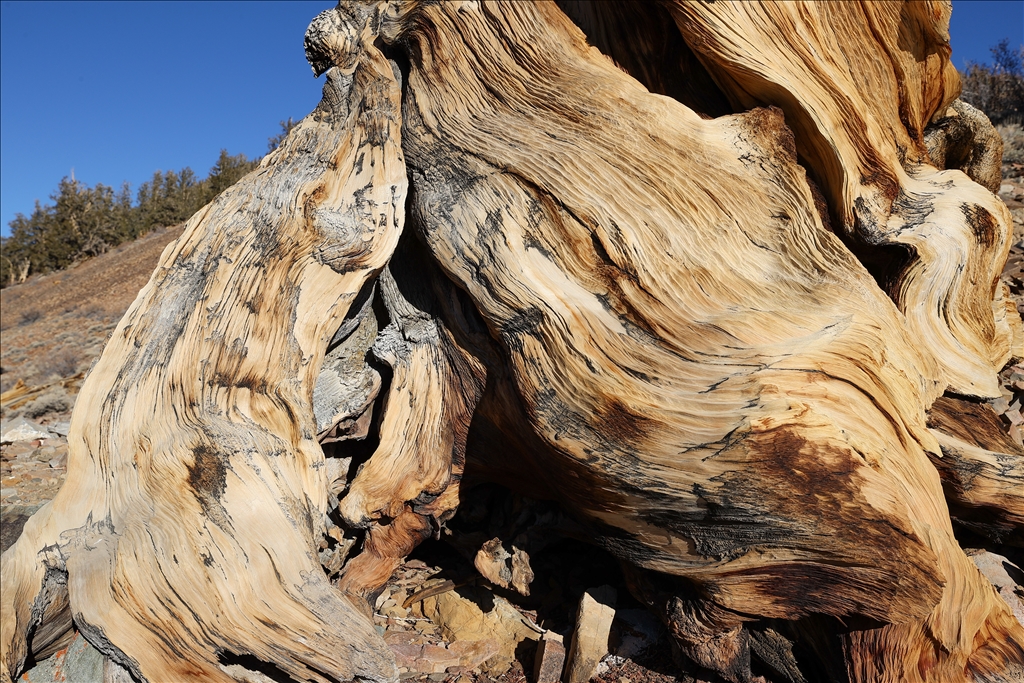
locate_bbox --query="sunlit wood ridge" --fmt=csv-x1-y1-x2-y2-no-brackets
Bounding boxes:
2,2,1022,682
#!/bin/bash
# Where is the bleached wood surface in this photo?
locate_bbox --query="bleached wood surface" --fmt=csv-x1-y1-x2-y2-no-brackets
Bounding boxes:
2,5,407,681
3,2,1022,683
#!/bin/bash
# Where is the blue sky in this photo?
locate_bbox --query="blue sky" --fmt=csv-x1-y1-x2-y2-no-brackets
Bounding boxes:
1,0,1022,237
1,1,326,236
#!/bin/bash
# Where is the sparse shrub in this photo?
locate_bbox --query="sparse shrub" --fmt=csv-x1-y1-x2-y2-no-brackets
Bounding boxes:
20,388,73,419
19,309,42,325
78,304,104,319
50,349,82,378
960,39,1024,126
0,115,302,289
998,123,1024,170
2,147,259,289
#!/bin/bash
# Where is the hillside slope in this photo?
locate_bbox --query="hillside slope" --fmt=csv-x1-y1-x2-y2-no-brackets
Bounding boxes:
1,224,185,393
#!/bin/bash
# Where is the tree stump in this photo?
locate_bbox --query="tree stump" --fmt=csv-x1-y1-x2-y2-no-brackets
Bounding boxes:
3,2,1022,682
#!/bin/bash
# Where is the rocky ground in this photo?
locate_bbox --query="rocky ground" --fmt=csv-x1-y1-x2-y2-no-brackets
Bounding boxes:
2,129,1024,682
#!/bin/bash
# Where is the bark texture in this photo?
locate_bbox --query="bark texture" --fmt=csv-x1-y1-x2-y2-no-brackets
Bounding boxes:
2,2,1022,683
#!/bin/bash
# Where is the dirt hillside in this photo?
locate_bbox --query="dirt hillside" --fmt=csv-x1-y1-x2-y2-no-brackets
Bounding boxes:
1,224,185,392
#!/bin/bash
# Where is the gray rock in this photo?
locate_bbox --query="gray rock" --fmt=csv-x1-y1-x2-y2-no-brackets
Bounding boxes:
104,659,135,683
19,630,104,682
971,551,1024,628
1,504,42,553
3,442,35,459
1,417,50,443
48,421,71,437
33,446,56,462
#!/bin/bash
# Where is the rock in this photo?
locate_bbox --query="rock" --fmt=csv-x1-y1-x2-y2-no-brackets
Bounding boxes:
420,584,541,674
375,587,394,610
1001,183,1015,196
1011,424,1024,448
417,644,461,673
474,537,534,596
104,659,135,683
391,588,409,607
33,446,56,462
414,619,437,634
533,631,566,683
382,601,410,619
386,631,429,671
448,638,501,669
48,421,71,437
383,630,499,674
384,630,422,647
595,654,626,677
2,442,35,459
970,551,1024,628
566,586,617,683
0,417,51,444
611,608,663,658
1,504,42,553
18,630,104,682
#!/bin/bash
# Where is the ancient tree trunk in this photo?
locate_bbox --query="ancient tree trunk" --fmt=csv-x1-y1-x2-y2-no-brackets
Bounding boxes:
3,2,1022,683
2,5,409,680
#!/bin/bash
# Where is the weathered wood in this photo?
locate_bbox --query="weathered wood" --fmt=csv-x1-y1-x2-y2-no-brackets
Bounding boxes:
927,395,1024,546
2,2,1023,683
335,235,486,607
393,2,1022,681
665,0,1021,397
2,4,407,681
925,99,1005,194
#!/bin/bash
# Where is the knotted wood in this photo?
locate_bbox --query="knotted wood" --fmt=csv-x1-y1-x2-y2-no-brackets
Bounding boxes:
2,5,407,681
392,3,1022,681
2,2,1022,683
663,0,1020,398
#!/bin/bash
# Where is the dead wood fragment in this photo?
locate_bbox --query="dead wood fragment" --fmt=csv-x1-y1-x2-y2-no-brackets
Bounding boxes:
3,2,1024,683
401,579,457,609
473,538,534,596
3,4,408,681
667,0,1022,397
927,395,1024,545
